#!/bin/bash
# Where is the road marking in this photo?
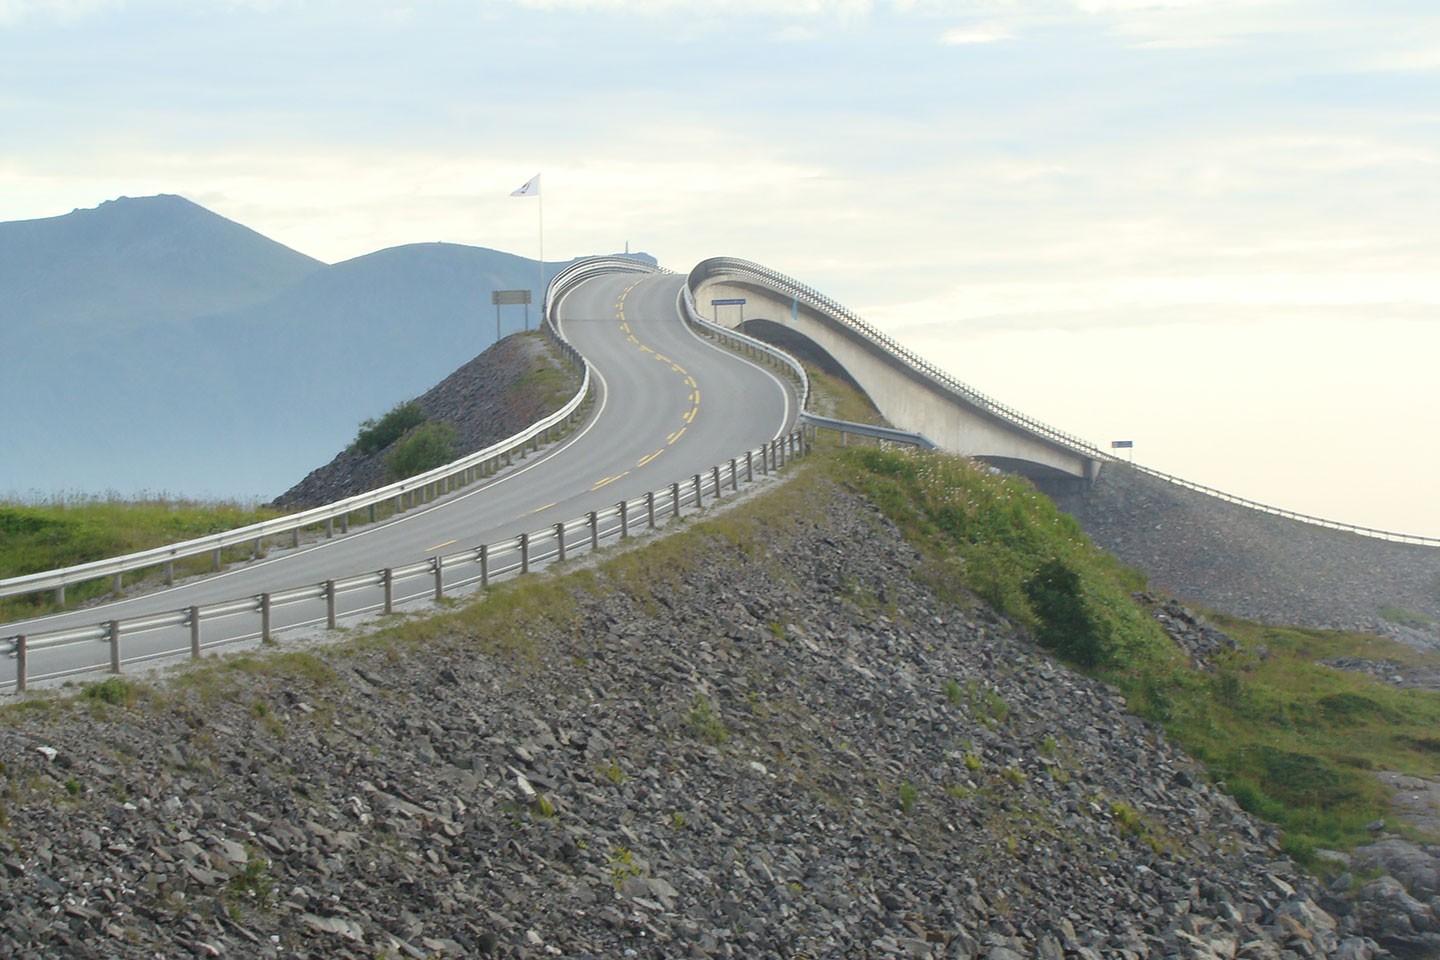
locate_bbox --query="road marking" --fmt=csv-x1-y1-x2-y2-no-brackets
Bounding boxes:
620,321,630,332
654,353,670,363
639,344,653,354
671,363,686,374
667,426,686,444
627,334,639,344
530,502,557,515
426,539,457,553
684,407,698,424
691,390,700,404
685,375,697,388
590,471,630,491
637,449,664,467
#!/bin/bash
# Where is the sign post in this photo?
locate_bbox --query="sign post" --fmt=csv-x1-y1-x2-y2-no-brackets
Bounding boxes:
1110,439,1134,462
710,297,747,325
492,289,533,340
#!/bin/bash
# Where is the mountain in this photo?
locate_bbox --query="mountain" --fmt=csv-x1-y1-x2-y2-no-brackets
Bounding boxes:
0,195,655,501
0,195,324,336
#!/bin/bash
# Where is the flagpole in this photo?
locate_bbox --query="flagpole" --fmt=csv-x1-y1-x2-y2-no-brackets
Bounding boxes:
537,181,543,331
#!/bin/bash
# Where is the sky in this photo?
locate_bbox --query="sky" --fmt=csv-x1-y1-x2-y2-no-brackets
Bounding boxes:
3,0,1439,537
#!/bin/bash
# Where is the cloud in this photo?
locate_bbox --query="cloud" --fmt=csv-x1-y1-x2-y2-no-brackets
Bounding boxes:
939,22,1013,45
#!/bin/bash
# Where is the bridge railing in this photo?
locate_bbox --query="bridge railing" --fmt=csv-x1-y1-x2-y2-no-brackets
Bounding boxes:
0,256,665,609
688,257,1113,463
4,432,810,690
679,282,810,411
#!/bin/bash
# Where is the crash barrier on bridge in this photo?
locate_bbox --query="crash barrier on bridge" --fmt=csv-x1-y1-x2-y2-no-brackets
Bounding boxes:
0,258,669,610
680,282,810,410
3,431,810,691
689,258,1440,547
687,257,1112,464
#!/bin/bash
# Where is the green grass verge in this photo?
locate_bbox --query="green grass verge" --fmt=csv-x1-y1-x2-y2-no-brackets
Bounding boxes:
0,498,282,620
820,445,1440,864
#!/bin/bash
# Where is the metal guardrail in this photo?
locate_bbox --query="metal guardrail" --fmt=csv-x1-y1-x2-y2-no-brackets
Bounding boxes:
800,413,936,450
687,257,1440,548
688,257,1113,463
4,433,809,690
1125,463,1440,546
0,256,666,608
679,282,810,411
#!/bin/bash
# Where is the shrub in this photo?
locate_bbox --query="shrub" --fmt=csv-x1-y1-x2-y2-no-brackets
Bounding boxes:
1024,557,1107,668
351,402,426,455
386,422,458,480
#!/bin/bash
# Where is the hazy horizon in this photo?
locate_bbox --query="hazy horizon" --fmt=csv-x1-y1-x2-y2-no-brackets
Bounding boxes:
4,1,1437,537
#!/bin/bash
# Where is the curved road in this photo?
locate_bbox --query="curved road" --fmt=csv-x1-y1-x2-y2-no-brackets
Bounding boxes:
2,270,797,685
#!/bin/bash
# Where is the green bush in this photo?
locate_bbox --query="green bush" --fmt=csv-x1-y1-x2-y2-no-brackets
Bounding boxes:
351,402,427,455
1024,557,1107,668
386,422,458,480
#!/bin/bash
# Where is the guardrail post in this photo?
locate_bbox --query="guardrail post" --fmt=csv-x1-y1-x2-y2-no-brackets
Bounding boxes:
671,483,681,518
341,513,349,534
108,620,121,674
55,584,65,606
712,465,722,499
779,437,787,468
212,548,222,571
15,636,26,693
479,545,490,587
433,557,444,601
588,512,599,550
292,528,300,548
369,504,377,524
261,593,272,644
251,537,261,561
520,533,530,574
326,518,334,539
383,568,394,614
555,522,567,562
730,458,738,491
326,580,337,629
112,573,122,597
189,606,201,660
646,491,656,528
164,560,174,587
746,451,754,482
619,501,630,539
693,474,703,507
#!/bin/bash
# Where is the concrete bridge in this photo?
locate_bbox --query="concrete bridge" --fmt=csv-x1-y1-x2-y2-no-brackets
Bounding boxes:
688,257,1108,492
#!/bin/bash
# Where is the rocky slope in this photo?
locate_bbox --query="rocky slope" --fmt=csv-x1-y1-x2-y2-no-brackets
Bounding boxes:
1051,464,1440,643
272,332,579,509
0,475,1380,959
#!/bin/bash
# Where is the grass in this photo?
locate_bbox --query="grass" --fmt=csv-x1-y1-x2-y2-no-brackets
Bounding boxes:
820,445,1440,865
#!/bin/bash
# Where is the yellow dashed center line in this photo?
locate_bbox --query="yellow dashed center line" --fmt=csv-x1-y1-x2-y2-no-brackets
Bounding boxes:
426,539,457,553
637,449,664,468
667,426,687,445
590,471,630,491
530,502,557,515
639,344,653,354
684,407,698,424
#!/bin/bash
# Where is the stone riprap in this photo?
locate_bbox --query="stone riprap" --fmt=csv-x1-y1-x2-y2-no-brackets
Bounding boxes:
0,479,1380,959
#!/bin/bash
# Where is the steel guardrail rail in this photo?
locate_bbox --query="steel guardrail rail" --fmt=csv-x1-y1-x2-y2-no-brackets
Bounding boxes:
679,282,811,411
4,431,811,690
688,257,1440,547
0,256,665,606
799,413,936,450
688,257,1115,462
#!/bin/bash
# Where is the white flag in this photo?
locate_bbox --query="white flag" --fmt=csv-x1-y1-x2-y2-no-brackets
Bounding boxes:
510,173,540,198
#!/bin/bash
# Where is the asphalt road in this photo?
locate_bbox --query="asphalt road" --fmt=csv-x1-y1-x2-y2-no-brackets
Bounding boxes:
1,270,797,686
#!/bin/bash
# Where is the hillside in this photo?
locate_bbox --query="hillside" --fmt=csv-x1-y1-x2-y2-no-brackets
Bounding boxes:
0,195,323,335
1051,464,1440,643
0,195,653,502
0,465,1376,960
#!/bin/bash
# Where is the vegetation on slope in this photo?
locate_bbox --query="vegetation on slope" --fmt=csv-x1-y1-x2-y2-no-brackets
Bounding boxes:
819,445,1440,864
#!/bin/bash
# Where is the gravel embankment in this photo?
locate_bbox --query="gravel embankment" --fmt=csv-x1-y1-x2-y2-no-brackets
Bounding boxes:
1052,464,1440,642
0,478,1380,959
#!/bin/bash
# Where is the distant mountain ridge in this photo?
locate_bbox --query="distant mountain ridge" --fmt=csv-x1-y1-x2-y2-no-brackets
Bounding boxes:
0,195,656,501
0,195,324,334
